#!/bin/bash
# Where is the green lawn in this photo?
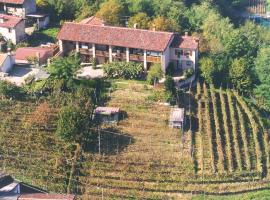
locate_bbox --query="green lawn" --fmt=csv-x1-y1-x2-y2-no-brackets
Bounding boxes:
28,27,60,46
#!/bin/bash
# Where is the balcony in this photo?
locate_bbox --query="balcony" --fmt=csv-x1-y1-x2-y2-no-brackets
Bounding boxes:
96,50,109,57
79,48,93,55
113,52,126,60
129,54,144,62
146,55,161,63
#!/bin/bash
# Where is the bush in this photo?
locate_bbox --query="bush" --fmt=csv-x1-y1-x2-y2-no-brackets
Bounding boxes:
184,68,194,79
164,76,176,95
147,64,163,85
103,62,143,79
92,57,98,69
0,81,25,100
166,62,175,76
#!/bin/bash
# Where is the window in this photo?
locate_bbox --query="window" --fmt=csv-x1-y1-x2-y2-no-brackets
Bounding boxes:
184,50,192,57
186,61,193,66
175,49,182,58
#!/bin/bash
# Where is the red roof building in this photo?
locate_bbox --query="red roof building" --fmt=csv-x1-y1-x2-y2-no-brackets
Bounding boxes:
15,47,54,65
0,14,25,44
57,17,199,73
18,193,76,200
0,0,25,4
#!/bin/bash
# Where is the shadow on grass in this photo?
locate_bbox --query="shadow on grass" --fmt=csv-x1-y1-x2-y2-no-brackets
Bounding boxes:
84,127,134,155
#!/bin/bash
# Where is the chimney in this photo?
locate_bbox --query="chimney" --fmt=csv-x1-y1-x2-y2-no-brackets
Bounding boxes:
152,25,156,31
133,23,138,29
185,32,189,37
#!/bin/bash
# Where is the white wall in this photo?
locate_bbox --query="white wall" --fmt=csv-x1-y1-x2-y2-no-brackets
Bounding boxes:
0,20,25,44
170,47,197,70
1,55,14,73
161,36,175,72
24,0,37,16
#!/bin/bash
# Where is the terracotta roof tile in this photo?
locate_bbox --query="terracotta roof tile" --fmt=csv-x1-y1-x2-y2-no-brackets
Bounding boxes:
0,0,25,4
15,47,53,63
0,14,23,28
57,22,174,52
79,16,105,26
18,193,76,200
171,34,199,50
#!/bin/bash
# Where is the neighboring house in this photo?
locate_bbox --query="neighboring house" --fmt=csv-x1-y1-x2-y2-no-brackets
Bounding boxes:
0,172,76,200
0,52,14,73
0,0,36,18
26,13,49,30
95,107,120,124
15,46,54,65
57,18,199,73
169,108,185,130
0,14,25,44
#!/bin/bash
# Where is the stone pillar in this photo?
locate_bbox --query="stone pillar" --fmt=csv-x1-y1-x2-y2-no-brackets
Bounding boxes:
59,40,64,52
126,48,129,62
143,50,147,71
76,41,79,53
92,44,96,58
109,45,113,63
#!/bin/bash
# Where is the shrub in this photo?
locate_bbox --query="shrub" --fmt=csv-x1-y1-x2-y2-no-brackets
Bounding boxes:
0,81,25,100
183,68,194,79
103,62,143,79
92,57,98,69
166,62,175,76
164,76,176,95
147,63,163,85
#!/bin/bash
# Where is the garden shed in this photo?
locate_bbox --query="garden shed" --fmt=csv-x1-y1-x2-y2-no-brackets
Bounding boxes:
169,108,185,130
95,107,120,124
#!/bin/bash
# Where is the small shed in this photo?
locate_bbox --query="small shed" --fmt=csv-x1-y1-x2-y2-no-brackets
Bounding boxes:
95,107,120,124
169,108,185,130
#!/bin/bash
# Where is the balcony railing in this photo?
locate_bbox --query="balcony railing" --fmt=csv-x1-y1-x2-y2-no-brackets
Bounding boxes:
79,48,93,55
96,50,109,57
146,55,161,63
113,52,126,60
129,54,144,62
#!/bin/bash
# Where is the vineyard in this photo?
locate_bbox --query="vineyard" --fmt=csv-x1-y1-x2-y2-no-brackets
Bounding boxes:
0,81,270,199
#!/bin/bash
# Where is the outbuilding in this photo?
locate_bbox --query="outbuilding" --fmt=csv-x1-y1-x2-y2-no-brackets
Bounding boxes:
95,107,120,124
169,108,185,130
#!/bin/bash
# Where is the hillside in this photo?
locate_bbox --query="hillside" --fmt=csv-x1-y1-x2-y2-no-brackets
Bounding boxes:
0,81,269,199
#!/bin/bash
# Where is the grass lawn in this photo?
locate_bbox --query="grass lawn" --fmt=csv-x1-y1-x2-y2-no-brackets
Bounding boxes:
27,27,60,46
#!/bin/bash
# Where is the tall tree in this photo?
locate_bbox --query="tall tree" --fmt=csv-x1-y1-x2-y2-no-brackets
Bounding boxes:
95,0,124,25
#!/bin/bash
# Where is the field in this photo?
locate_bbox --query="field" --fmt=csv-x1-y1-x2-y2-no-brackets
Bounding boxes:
0,80,270,199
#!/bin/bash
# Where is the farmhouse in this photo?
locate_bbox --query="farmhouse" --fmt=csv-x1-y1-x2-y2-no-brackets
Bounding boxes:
57,18,199,73
0,0,36,18
0,14,25,44
0,52,14,74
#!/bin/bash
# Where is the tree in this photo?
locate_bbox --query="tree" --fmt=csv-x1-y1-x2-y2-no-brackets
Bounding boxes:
229,58,254,93
164,76,176,95
147,63,163,85
199,57,216,84
150,16,180,32
254,47,270,111
95,0,124,25
47,54,81,91
128,12,151,29
56,87,95,144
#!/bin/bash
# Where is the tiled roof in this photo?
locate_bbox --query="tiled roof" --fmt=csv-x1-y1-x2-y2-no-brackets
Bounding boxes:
57,22,174,52
18,194,76,200
0,14,23,28
15,47,53,61
0,0,25,4
171,34,199,50
79,16,105,26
